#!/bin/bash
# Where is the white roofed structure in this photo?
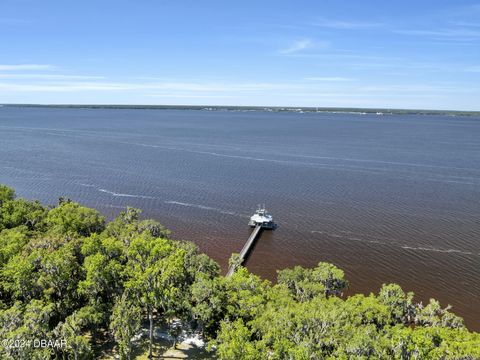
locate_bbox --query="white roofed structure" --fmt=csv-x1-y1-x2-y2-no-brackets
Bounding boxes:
248,205,276,229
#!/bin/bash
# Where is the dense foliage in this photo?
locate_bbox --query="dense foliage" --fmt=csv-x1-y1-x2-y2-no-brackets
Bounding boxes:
0,184,479,359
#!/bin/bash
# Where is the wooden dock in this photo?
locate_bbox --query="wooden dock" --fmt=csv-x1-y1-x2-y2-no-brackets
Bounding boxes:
226,224,262,277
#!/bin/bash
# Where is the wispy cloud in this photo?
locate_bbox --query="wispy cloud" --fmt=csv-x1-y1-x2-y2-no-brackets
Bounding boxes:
466,66,480,73
313,19,383,29
356,84,478,94
3,78,473,96
0,64,54,71
448,20,480,28
0,74,104,80
0,18,30,25
1,78,477,110
0,82,128,92
278,39,329,54
394,28,480,39
147,94,236,99
305,77,355,82
0,81,293,93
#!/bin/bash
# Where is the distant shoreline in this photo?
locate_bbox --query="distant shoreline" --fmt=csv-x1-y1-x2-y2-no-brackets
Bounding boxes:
2,103,480,117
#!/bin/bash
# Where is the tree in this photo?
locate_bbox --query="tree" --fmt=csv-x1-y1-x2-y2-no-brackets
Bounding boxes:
172,241,220,324
277,262,347,301
311,262,348,298
227,253,242,274
0,300,55,360
36,241,83,316
79,235,126,317
215,266,480,360
378,283,416,324
191,275,227,338
214,319,267,360
45,201,105,237
344,293,392,328
223,267,269,322
277,265,325,301
0,227,29,266
178,241,220,282
0,302,24,359
109,294,142,360
55,312,92,360
1,251,41,301
124,235,186,358
0,198,47,231
0,184,15,205
415,298,465,329
105,207,169,246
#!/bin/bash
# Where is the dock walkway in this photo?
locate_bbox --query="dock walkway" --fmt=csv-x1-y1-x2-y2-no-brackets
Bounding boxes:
226,224,262,277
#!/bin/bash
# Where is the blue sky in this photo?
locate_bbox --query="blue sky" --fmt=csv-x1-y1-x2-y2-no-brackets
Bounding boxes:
1,0,480,110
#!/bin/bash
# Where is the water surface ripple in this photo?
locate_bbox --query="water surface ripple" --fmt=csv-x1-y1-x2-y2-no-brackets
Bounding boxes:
1,107,479,330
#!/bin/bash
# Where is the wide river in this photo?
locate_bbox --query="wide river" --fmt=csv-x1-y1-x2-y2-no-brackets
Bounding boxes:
1,106,479,330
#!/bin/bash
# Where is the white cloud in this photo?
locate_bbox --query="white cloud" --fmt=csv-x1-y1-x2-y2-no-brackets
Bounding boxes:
394,28,480,40
0,83,127,92
0,18,29,25
449,21,480,28
1,72,477,110
305,77,355,82
278,39,328,54
147,94,236,99
0,64,54,71
0,81,293,93
314,19,383,29
0,74,104,80
356,84,478,94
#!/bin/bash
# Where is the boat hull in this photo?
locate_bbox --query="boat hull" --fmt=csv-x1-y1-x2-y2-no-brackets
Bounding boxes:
249,220,276,229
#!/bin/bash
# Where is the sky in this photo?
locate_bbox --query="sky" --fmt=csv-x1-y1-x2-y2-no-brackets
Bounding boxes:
1,0,480,110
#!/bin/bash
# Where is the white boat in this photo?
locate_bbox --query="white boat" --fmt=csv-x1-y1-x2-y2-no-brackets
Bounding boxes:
248,206,276,229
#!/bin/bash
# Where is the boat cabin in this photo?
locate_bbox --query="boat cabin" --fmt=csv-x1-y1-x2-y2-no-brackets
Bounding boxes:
249,206,276,229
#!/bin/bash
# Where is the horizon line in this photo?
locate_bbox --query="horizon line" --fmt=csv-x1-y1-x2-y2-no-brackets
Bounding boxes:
1,103,480,114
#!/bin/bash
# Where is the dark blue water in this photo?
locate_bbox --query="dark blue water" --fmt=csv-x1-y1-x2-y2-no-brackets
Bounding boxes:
1,106,479,330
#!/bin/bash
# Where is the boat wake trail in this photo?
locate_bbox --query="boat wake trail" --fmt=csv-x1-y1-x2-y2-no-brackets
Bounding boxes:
399,245,476,255
165,201,246,217
98,188,156,199
122,142,480,186
76,183,243,217
311,230,479,256
77,183,156,199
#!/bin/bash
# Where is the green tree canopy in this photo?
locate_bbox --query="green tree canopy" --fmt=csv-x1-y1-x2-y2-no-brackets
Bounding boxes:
45,201,105,237
109,293,141,360
0,198,47,231
277,261,348,301
0,184,15,205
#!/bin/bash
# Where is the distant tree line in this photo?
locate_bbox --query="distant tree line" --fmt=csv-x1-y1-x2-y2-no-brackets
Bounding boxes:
4,104,480,117
0,184,479,359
